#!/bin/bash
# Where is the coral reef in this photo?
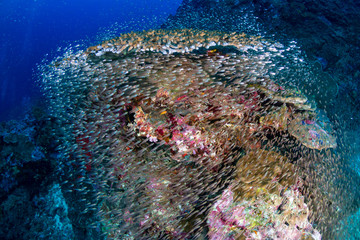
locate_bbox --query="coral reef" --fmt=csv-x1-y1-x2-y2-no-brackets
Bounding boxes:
162,0,360,119
0,114,57,196
0,106,79,239
2,0,359,238
210,149,322,239
161,2,360,237
208,184,321,239
0,184,74,239
38,28,343,239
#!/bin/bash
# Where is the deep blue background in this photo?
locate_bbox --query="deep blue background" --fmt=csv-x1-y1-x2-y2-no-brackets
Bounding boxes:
0,0,181,121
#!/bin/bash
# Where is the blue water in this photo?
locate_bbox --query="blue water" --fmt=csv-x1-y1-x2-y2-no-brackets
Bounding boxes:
0,0,181,121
